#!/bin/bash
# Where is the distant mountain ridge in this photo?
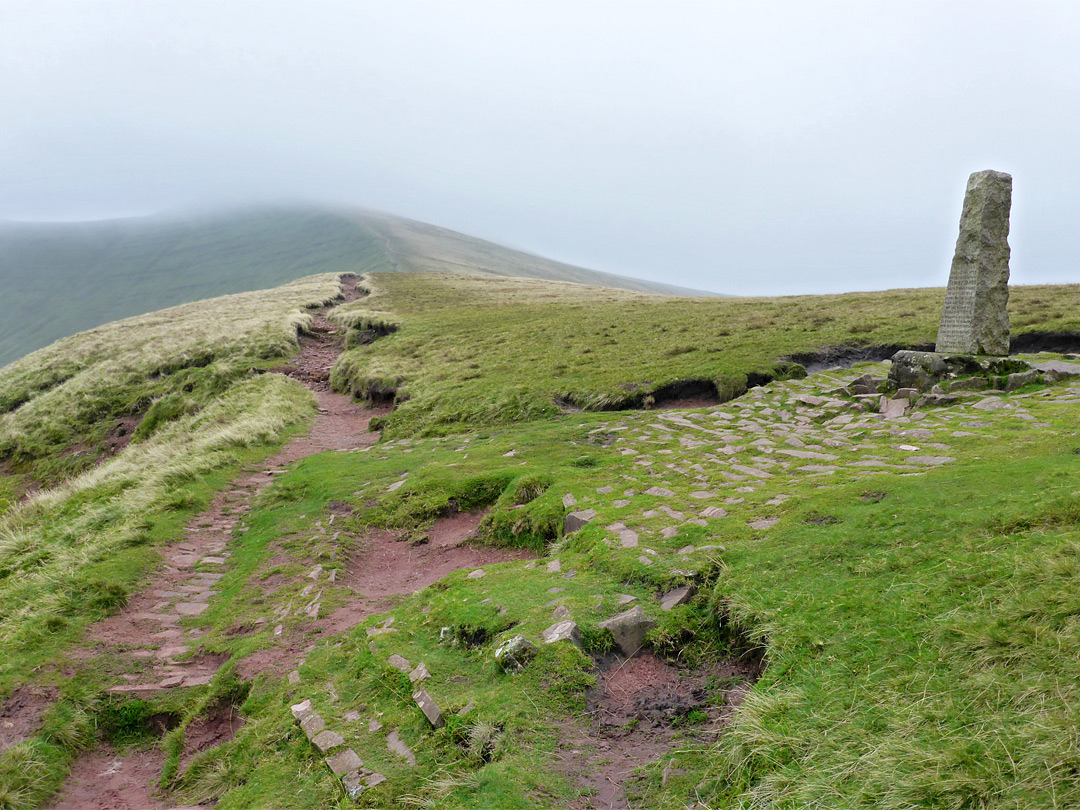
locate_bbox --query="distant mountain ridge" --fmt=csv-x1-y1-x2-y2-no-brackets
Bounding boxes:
0,207,716,367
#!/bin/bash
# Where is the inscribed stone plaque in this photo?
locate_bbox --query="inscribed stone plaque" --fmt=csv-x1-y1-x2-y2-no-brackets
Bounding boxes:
935,170,1012,355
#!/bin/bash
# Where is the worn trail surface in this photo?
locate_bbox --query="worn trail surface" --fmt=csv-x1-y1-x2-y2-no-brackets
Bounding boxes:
53,278,379,809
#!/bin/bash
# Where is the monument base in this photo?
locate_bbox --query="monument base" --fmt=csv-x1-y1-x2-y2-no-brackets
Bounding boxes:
888,350,1032,393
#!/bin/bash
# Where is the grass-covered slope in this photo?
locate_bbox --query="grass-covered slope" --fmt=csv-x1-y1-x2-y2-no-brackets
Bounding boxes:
351,209,715,297
0,208,712,367
0,274,340,485
330,272,1080,437
0,210,381,367
183,367,1080,810
1,269,1079,809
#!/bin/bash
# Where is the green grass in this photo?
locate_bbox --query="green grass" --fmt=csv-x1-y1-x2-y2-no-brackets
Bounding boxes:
331,272,1080,437
0,272,341,483
110,356,1080,809
1,269,1079,808
0,208,710,368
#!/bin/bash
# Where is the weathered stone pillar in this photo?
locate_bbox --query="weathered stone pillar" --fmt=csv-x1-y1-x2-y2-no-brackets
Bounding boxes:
935,170,1012,355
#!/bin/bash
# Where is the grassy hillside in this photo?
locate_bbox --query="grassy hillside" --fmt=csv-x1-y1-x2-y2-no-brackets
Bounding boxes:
0,210,380,367
0,208,711,367
351,209,715,297
330,272,1080,436
1,270,1079,809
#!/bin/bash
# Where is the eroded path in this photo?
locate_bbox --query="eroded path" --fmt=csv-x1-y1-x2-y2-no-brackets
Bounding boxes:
53,274,539,807
53,278,379,808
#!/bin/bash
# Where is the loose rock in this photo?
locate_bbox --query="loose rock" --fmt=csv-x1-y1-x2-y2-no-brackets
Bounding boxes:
598,605,655,655
542,619,583,646
412,687,444,729
495,635,537,673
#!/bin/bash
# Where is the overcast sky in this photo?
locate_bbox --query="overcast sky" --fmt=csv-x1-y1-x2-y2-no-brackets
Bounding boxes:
2,1,1078,295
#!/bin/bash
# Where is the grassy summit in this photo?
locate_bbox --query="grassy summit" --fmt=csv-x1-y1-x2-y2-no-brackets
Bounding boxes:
0,269,1078,809
330,272,1080,436
0,208,711,367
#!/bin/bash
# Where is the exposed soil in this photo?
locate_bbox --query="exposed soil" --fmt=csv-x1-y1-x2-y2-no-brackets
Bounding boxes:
177,701,244,772
557,651,763,810
0,684,57,752
49,748,202,810
1010,330,1080,355
649,378,721,409
343,509,535,600
784,343,934,375
60,413,144,462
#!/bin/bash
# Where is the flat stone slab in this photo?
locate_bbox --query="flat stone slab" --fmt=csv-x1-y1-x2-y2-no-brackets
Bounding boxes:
1035,360,1080,380
408,663,430,683
325,748,362,776
644,487,675,497
387,654,411,673
971,397,1013,411
175,602,209,616
776,449,839,460
905,456,955,466
387,729,416,766
300,713,325,739
661,585,695,611
748,518,780,530
700,506,727,518
311,729,345,753
343,769,387,799
730,465,772,478
412,687,444,728
291,699,314,721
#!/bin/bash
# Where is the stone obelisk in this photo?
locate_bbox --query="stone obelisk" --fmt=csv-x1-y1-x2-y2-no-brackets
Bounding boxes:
935,170,1012,356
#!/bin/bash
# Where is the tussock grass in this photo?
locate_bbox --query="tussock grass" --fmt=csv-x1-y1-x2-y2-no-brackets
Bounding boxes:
0,273,340,481
0,374,313,686
0,275,344,803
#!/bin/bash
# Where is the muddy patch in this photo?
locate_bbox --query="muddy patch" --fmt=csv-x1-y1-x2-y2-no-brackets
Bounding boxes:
49,747,202,810
557,651,762,809
0,684,57,752
316,511,537,641
178,701,244,772
345,511,535,600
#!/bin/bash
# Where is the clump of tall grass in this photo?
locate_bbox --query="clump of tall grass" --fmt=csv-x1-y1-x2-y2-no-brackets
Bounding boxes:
0,371,313,681
0,273,341,477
